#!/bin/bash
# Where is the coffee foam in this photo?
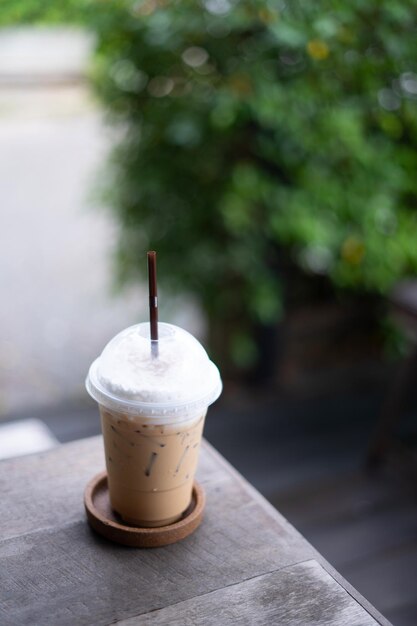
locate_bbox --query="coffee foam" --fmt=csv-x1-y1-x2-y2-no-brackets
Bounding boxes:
95,322,220,406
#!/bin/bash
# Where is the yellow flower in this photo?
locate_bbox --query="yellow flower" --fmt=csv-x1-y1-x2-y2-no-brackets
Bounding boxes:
258,8,279,24
341,236,365,266
228,74,252,97
379,114,403,139
307,39,330,61
132,0,157,16
337,26,354,44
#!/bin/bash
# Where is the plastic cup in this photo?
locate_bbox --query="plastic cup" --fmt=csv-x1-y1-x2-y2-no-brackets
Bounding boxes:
86,322,222,527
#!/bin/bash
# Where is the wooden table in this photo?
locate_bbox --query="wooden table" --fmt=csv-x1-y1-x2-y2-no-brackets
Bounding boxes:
1,436,391,625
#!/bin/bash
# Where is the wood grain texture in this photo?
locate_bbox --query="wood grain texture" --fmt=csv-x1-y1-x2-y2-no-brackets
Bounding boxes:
0,436,223,542
0,436,391,626
202,442,393,626
119,560,379,626
0,489,313,626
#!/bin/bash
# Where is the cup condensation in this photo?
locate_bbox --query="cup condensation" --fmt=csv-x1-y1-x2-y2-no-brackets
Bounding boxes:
99,407,206,526
86,323,221,527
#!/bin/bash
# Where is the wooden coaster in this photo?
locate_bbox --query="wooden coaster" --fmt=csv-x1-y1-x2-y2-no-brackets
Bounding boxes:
84,471,205,548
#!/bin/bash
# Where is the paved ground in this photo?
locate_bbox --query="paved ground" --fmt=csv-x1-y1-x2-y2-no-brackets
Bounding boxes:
0,28,202,417
0,27,94,82
0,94,144,415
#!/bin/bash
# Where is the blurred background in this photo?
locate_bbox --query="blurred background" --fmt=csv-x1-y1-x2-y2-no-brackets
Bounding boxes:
1,2,417,624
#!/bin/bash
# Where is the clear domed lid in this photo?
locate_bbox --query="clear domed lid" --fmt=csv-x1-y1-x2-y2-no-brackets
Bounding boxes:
86,322,222,421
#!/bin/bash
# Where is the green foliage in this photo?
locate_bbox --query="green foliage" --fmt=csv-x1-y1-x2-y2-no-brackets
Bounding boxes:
6,1,417,367
88,0,417,366
380,314,408,359
0,0,89,26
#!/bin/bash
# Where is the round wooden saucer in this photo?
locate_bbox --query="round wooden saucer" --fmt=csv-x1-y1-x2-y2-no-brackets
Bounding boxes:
84,471,205,548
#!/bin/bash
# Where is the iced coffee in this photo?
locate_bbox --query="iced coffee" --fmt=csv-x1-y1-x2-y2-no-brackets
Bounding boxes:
86,322,222,527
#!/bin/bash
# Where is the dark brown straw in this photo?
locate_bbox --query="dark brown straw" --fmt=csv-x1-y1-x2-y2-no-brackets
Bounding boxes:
147,251,159,356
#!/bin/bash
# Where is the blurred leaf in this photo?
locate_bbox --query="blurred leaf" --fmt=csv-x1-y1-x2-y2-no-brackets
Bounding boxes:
6,0,417,370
